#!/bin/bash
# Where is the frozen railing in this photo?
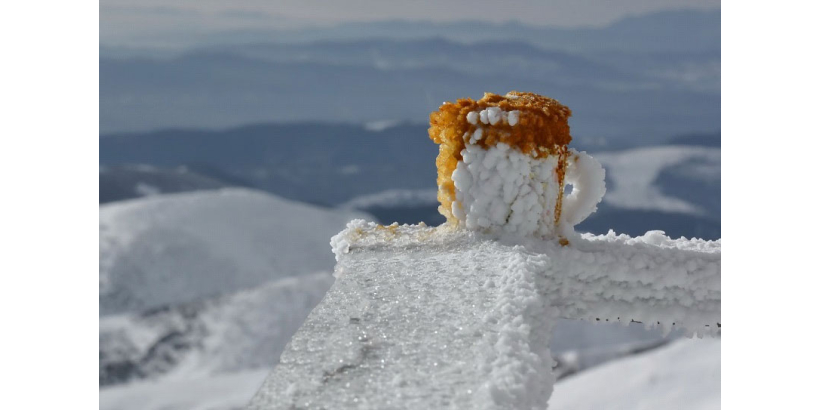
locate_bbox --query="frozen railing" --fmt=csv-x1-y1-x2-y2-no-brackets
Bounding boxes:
246,222,720,409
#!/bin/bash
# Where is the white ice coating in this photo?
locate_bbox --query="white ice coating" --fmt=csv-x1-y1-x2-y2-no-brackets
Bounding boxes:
507,110,520,126
450,110,605,238
560,149,607,232
468,108,520,127
254,221,720,409
452,142,562,237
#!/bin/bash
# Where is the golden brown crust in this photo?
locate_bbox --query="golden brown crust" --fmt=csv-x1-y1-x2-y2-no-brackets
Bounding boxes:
428,91,573,222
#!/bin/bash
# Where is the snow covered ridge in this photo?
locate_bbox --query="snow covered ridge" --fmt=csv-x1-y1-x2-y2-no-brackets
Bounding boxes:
100,188,369,315
250,221,719,409
595,145,720,215
100,273,334,386
339,188,439,210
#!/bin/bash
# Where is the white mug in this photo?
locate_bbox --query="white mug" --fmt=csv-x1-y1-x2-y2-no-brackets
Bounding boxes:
449,140,605,238
430,92,607,239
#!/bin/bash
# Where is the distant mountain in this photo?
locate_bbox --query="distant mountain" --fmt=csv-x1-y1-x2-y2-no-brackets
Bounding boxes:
100,121,719,207
102,9,717,54
100,9,719,138
99,164,251,203
100,44,718,138
100,123,439,206
194,38,640,86
667,132,721,147
100,188,371,315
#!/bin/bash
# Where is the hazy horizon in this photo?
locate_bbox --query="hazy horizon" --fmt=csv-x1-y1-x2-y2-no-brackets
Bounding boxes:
101,0,719,48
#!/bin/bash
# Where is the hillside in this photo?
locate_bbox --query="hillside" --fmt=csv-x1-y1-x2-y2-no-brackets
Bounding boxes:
100,188,370,315
550,338,720,409
99,164,247,203
100,273,334,385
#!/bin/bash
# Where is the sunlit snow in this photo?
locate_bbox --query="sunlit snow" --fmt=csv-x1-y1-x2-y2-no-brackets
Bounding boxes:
249,221,719,409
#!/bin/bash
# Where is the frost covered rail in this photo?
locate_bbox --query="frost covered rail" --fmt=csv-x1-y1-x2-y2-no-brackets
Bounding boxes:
246,221,720,410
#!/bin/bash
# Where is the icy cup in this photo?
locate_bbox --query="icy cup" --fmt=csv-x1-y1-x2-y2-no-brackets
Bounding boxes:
429,91,606,239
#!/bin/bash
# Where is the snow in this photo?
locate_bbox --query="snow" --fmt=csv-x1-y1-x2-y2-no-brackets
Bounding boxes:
550,338,720,410
99,338,718,410
254,221,720,409
594,146,720,215
469,108,520,127
339,188,438,210
560,149,607,232
134,181,162,197
99,188,370,315
100,369,270,410
449,144,605,238
99,273,334,384
507,110,520,126
363,119,402,132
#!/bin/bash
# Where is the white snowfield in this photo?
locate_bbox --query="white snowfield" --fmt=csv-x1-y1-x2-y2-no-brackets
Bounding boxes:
99,188,369,315
248,221,720,409
550,338,720,410
595,145,720,215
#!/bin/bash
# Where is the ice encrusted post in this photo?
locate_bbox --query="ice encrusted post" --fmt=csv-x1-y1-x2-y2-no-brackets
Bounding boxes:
246,92,720,409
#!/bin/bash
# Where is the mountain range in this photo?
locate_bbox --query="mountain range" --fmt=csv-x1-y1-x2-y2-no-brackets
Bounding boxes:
100,10,719,141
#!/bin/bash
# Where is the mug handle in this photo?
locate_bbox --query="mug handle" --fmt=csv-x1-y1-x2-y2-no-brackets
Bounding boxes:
560,148,606,229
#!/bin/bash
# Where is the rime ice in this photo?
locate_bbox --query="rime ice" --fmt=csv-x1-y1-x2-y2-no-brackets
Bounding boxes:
249,222,721,410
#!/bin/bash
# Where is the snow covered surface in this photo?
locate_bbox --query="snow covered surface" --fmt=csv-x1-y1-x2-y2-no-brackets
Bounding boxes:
99,338,718,410
452,142,562,237
340,189,438,210
595,146,720,215
550,338,720,410
251,221,720,409
100,369,270,410
99,188,369,315
100,273,334,385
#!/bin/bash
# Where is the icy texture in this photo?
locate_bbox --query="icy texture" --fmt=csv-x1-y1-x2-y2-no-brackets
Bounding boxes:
99,188,368,315
449,142,605,238
451,143,562,237
560,149,606,231
251,222,720,409
99,339,718,410
468,108,521,127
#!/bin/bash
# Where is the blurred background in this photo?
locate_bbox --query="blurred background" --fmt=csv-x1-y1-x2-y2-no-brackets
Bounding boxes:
99,1,720,409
